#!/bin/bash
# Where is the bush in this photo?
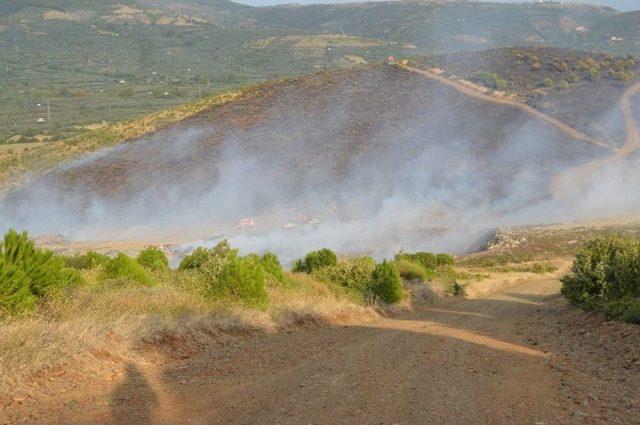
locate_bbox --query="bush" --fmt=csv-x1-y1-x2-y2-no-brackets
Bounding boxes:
561,236,640,322
435,253,455,266
292,248,337,273
137,246,169,271
395,251,454,271
448,281,467,298
64,251,109,270
371,261,403,303
211,255,268,308
100,253,155,286
622,299,640,324
260,252,286,284
541,77,554,88
314,257,376,295
587,67,601,80
179,240,232,271
396,258,430,281
471,71,507,91
0,230,83,314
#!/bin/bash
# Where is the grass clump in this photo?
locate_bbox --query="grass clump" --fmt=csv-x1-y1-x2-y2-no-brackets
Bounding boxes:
447,281,467,298
136,246,169,271
561,235,640,324
0,230,83,315
292,248,338,273
100,253,155,287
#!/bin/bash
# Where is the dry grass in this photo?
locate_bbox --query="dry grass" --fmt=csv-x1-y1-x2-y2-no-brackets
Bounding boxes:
0,271,379,396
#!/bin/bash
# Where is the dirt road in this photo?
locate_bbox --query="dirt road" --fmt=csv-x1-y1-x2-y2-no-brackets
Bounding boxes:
395,64,609,149
12,277,639,425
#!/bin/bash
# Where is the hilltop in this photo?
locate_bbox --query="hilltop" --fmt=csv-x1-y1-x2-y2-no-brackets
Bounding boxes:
3,0,640,142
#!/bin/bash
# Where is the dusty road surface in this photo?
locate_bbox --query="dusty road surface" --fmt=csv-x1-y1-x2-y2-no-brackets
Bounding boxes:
8,277,639,425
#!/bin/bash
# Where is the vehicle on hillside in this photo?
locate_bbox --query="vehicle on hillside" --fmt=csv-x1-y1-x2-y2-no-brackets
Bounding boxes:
234,218,255,229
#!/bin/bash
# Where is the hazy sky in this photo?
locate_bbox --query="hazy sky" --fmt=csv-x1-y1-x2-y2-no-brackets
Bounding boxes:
236,0,638,11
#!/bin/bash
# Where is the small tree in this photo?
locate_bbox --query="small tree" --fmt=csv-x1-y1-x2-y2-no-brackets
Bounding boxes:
0,230,83,314
292,248,338,273
260,252,286,283
212,255,268,308
137,246,169,271
179,240,232,271
371,261,403,303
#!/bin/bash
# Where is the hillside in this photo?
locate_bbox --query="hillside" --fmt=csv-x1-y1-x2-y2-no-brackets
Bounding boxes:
3,0,640,143
5,56,634,259
409,47,640,144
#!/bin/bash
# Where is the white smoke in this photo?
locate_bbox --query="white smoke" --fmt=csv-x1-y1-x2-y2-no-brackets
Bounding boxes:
1,67,639,263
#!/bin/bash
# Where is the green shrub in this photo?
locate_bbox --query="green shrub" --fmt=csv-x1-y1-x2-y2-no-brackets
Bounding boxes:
314,257,376,295
562,236,640,321
561,236,640,306
395,251,454,271
0,230,83,314
622,299,640,324
136,246,169,271
64,251,109,270
100,253,155,286
371,261,403,303
542,77,554,88
179,240,233,271
471,71,507,91
260,252,286,284
396,258,430,281
211,255,268,308
435,253,455,266
292,248,337,273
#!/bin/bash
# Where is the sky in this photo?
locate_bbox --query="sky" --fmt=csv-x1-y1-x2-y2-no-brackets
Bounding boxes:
235,0,639,11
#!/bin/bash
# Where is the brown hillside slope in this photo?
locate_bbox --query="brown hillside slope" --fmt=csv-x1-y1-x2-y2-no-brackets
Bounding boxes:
1,65,608,238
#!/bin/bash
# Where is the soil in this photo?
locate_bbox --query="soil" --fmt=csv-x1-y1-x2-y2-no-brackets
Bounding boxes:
3,276,639,425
